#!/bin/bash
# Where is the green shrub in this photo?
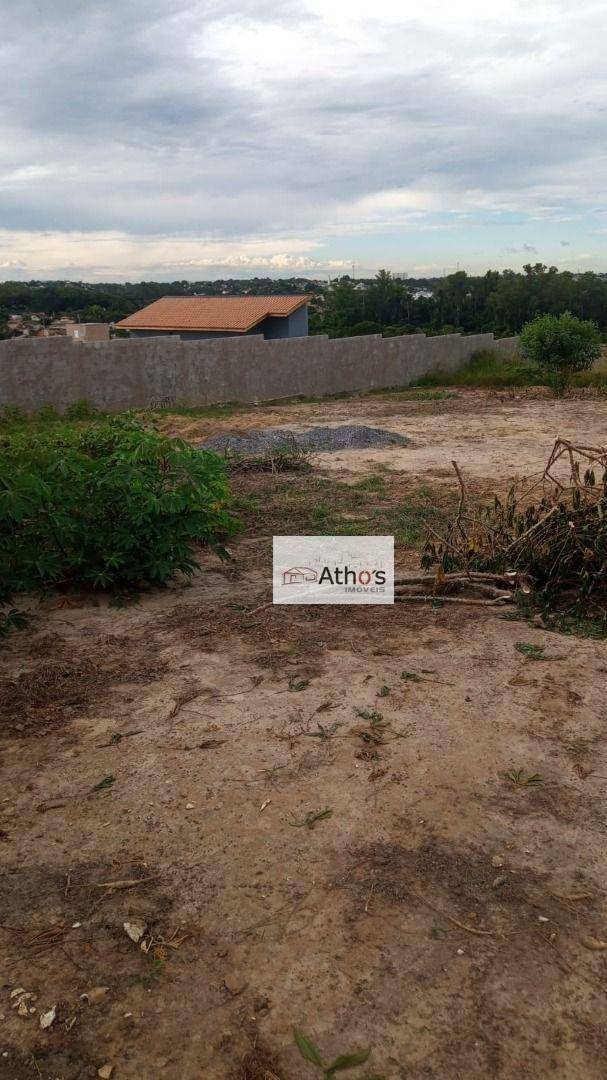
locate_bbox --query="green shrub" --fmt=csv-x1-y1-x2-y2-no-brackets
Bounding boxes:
0,416,237,633
520,312,601,394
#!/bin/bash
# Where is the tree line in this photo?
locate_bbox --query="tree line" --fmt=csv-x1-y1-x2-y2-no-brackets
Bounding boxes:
311,265,607,338
0,265,605,339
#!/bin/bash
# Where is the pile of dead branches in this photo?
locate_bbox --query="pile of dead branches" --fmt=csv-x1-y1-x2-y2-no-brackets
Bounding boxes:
418,439,607,614
225,446,312,474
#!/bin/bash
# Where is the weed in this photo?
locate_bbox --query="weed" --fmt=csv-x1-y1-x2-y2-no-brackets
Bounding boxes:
400,670,423,682
353,475,387,493
293,1030,372,1077
304,722,341,741
131,954,165,988
430,924,447,939
549,614,607,640
289,678,310,692
378,685,390,698
515,642,563,661
263,764,289,780
91,775,116,792
507,769,544,787
289,807,333,829
355,708,384,724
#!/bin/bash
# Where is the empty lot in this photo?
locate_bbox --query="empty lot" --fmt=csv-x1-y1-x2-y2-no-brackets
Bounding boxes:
2,388,607,1079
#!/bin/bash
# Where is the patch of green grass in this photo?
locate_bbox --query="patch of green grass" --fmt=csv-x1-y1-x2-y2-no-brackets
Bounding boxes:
416,348,543,389
352,474,388,493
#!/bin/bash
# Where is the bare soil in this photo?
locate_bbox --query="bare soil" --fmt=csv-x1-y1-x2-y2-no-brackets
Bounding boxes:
2,388,607,1080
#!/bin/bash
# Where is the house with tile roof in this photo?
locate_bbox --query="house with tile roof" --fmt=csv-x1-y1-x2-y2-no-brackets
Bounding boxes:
116,295,310,340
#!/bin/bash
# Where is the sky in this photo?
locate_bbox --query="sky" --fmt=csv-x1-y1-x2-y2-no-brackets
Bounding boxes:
0,0,606,281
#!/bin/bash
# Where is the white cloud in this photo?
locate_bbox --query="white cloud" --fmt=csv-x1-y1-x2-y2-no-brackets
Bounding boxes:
0,0,606,277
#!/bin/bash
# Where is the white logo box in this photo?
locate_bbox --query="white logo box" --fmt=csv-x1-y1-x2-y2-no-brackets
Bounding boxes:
273,535,394,605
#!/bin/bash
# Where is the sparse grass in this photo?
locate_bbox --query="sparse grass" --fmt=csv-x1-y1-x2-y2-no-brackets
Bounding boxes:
304,722,341,741
507,769,544,787
289,807,333,829
144,402,248,420
515,642,563,661
352,474,387,493
549,614,607,639
231,472,453,548
415,347,607,391
400,670,423,682
416,349,542,389
293,1029,372,1077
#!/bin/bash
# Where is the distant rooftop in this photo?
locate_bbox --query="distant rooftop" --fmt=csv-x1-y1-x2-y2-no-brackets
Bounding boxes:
115,294,311,334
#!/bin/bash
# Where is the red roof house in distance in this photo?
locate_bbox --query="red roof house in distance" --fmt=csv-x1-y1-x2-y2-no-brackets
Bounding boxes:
116,295,311,341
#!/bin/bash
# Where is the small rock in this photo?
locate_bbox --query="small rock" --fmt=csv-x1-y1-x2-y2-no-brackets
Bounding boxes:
40,1006,57,1029
185,803,194,810
456,948,465,955
538,916,549,923
98,1065,114,1079
124,922,145,944
491,855,504,868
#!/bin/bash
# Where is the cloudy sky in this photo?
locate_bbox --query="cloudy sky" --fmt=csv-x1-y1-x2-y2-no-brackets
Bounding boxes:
1,0,606,280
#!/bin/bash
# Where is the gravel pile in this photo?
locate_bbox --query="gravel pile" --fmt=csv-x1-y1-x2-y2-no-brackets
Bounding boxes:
200,424,411,455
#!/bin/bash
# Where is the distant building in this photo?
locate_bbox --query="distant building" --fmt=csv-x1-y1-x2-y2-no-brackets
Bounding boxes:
115,295,310,340
64,322,110,342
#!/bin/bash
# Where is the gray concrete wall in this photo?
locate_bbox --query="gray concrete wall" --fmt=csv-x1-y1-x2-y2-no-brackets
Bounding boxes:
0,331,518,413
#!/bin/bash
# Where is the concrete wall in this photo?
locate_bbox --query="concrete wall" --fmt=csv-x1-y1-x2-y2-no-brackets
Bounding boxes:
0,330,518,413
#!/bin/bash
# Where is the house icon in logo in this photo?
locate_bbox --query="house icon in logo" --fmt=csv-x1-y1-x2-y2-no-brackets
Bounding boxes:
282,566,318,585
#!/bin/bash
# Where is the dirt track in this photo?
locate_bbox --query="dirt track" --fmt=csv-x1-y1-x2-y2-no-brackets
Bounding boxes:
2,389,607,1079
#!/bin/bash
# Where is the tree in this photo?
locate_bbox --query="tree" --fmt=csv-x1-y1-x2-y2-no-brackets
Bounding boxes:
519,312,601,394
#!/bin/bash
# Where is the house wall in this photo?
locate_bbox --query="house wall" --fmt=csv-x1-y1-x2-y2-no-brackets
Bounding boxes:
0,330,518,413
65,323,110,342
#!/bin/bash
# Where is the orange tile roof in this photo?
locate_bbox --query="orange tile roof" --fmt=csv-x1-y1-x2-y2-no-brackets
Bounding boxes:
115,295,311,333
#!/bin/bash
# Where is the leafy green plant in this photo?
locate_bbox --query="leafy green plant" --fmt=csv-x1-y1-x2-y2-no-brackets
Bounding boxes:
378,685,390,697
0,416,237,633
293,1029,372,1077
507,769,543,787
520,312,601,395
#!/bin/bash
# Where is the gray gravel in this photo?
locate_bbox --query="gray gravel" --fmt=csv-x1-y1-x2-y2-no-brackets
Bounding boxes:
200,424,411,455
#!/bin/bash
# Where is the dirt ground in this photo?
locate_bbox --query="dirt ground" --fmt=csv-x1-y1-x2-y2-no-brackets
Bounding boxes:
2,388,607,1079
